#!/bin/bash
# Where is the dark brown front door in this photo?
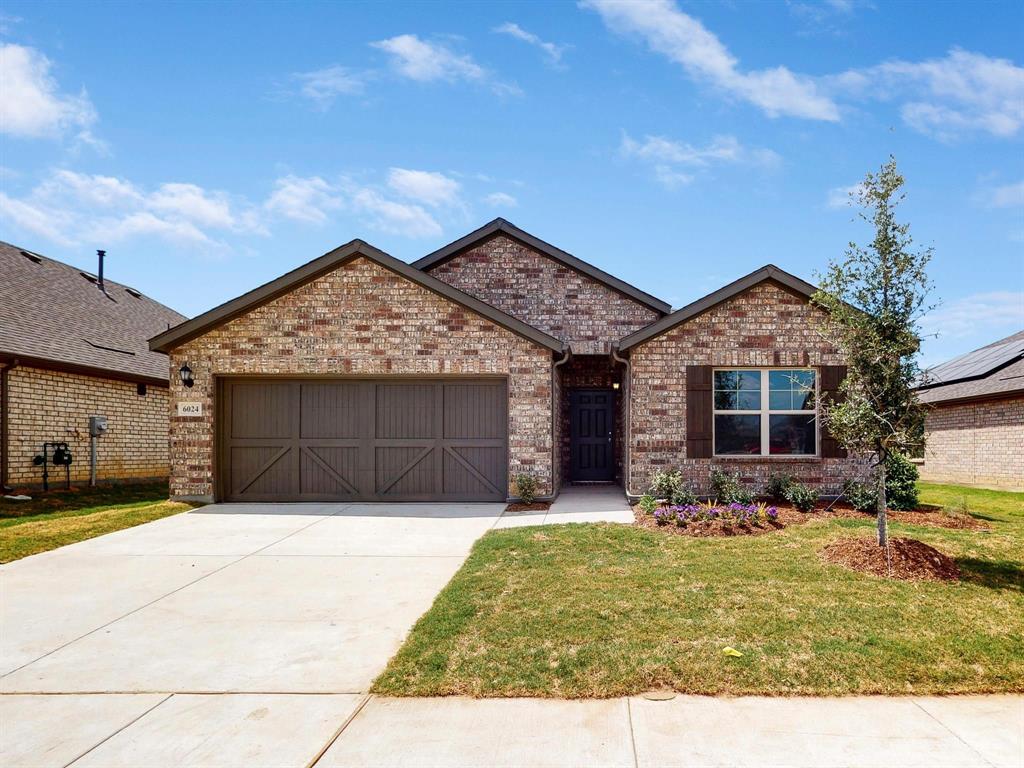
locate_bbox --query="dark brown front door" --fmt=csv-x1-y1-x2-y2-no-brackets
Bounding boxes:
569,389,615,482
219,378,507,502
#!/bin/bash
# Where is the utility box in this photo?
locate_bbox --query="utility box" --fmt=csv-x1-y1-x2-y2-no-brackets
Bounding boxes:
88,415,108,437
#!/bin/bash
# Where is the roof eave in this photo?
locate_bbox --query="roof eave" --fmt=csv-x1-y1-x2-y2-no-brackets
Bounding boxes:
413,218,672,315
149,239,566,354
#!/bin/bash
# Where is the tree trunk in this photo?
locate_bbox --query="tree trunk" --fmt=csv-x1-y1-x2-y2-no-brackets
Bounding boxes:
876,459,888,547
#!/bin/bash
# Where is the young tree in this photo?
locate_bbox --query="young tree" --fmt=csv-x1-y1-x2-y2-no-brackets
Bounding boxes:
812,157,933,547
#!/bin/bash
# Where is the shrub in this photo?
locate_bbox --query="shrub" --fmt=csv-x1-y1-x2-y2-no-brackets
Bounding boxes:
708,469,754,505
843,479,877,512
670,484,698,506
650,470,682,501
514,473,538,504
885,452,919,510
765,472,795,502
637,494,658,516
784,481,818,512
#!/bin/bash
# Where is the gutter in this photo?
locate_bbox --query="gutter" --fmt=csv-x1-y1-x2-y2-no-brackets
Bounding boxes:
610,345,631,496
550,346,571,500
1,359,16,492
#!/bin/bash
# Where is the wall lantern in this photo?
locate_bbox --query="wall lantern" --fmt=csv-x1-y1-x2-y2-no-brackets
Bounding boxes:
179,364,195,388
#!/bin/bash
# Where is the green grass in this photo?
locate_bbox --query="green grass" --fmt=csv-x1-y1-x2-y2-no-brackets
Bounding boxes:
373,482,1024,698
1,482,194,563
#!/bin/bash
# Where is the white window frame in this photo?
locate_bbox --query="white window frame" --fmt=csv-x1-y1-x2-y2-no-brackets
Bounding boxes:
712,367,819,458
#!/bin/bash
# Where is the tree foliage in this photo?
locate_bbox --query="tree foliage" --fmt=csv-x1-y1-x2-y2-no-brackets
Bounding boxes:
812,157,933,546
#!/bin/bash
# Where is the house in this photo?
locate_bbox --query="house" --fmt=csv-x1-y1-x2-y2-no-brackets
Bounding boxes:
150,219,860,503
1,242,185,491
916,331,1024,491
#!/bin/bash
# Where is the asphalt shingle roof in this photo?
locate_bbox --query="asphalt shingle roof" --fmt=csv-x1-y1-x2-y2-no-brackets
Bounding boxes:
0,241,186,383
917,330,1024,404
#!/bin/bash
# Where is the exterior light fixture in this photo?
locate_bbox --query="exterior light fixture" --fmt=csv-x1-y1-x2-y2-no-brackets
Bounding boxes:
179,364,194,388
612,382,621,390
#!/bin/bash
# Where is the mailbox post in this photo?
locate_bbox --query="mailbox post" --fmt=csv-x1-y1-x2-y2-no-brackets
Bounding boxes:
88,416,108,487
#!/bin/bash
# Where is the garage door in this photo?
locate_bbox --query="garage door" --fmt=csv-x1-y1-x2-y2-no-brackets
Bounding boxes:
218,379,508,502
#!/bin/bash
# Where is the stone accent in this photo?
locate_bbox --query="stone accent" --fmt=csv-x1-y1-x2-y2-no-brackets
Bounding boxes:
558,355,624,483
4,365,169,488
921,396,1024,490
425,233,661,354
627,281,865,496
167,257,554,501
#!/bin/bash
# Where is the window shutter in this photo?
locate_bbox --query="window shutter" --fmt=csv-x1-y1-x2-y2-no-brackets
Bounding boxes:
819,365,848,458
686,365,713,458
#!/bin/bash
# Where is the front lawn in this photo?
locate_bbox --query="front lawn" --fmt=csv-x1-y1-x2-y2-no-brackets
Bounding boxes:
1,482,194,563
373,482,1024,698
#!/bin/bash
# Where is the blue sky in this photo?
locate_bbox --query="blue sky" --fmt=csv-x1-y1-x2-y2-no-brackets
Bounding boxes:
1,0,1021,366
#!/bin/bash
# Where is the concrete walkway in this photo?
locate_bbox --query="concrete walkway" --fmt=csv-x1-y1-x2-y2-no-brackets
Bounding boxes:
2,498,1019,767
495,483,634,528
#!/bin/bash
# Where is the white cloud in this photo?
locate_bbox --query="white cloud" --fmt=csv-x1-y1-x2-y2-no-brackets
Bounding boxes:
484,191,518,207
371,34,520,95
264,175,343,224
979,180,1024,209
581,0,839,121
621,132,780,188
826,183,866,209
494,22,567,65
292,65,365,108
0,169,263,247
0,43,97,140
923,291,1024,341
832,48,1024,140
351,188,441,238
387,168,462,208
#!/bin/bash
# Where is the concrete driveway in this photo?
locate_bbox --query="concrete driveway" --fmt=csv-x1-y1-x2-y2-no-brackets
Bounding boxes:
0,501,505,766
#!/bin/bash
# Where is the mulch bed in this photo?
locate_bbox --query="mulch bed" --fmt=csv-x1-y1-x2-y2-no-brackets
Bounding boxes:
820,536,961,581
633,507,787,537
504,501,551,513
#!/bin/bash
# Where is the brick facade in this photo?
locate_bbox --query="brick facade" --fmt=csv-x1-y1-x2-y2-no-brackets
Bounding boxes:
626,281,865,496
167,256,554,501
3,365,170,488
921,396,1024,490
425,233,660,354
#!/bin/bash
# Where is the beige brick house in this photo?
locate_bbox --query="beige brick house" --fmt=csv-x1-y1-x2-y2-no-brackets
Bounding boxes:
151,219,862,503
916,331,1024,491
1,242,184,491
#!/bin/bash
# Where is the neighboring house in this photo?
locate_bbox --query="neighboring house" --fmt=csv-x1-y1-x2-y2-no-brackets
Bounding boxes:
1,242,185,491
150,218,861,503
916,331,1024,491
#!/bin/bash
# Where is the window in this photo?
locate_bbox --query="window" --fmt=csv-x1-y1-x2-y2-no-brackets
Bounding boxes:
713,369,817,456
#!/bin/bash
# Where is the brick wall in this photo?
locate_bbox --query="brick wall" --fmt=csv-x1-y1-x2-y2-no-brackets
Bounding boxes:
4,365,169,488
167,256,554,501
921,396,1024,490
425,233,661,354
627,281,866,496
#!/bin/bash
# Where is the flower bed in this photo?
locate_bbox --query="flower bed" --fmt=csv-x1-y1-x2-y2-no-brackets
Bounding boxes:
636,501,785,537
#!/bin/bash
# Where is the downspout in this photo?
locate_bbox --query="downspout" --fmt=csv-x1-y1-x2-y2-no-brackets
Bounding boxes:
1,359,16,493
611,344,631,498
551,345,571,499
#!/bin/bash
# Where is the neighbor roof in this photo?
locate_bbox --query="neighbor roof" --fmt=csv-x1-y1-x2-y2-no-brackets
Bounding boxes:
615,264,819,352
149,239,566,354
0,241,186,385
412,218,672,315
916,330,1024,405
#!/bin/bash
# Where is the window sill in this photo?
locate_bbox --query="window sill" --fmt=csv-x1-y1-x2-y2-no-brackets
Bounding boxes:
713,455,821,462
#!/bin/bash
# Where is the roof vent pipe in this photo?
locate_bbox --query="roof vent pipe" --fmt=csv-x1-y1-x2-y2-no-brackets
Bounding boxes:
97,250,106,294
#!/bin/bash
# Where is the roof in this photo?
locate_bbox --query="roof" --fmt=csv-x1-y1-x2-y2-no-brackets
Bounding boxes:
0,241,186,385
917,330,1024,404
615,264,820,352
412,218,672,315
149,239,566,354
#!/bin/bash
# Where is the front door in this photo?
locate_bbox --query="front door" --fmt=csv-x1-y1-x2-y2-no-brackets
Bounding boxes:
569,389,615,481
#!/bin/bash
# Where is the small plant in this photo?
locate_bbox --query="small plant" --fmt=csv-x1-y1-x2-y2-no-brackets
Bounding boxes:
766,473,795,502
709,469,754,505
784,481,818,512
884,452,919,510
670,484,698,506
637,494,658,516
514,473,539,504
669,501,779,528
650,469,682,501
653,507,673,526
843,479,877,512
